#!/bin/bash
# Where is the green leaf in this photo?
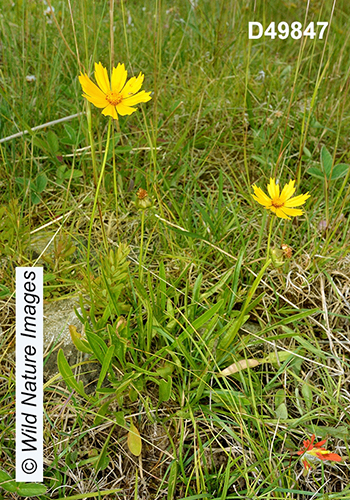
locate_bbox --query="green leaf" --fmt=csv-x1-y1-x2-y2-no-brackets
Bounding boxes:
303,146,312,158
192,273,203,303
296,336,328,359
108,325,126,367
63,124,76,144
167,461,178,500
85,329,107,364
275,389,285,408
155,361,174,378
15,177,25,186
71,169,83,178
69,325,92,354
201,269,234,300
57,349,89,400
0,471,47,496
264,350,295,366
304,425,349,440
218,314,250,351
307,167,324,180
115,411,126,428
47,130,59,153
159,376,172,403
192,299,224,331
0,284,10,299
35,173,47,193
263,308,320,333
33,136,49,154
331,163,349,180
97,345,114,389
301,382,313,410
127,420,142,456
275,402,288,419
94,399,113,426
31,192,41,205
16,483,47,497
94,424,115,472
320,146,333,178
115,145,133,153
244,291,265,315
0,470,17,492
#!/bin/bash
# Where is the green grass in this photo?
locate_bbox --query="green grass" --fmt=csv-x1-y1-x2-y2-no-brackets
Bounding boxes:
1,0,350,498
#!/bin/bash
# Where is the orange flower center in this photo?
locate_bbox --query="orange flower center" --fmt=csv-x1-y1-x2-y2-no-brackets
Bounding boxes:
106,91,123,106
271,197,284,209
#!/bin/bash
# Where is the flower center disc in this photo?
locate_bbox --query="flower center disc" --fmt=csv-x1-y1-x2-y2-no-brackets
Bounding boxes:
106,91,123,106
271,197,284,209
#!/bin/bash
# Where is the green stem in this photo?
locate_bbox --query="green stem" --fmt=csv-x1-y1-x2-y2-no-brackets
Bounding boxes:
324,178,329,229
112,125,119,242
86,103,98,187
87,118,112,272
254,210,266,269
266,215,275,262
139,209,145,281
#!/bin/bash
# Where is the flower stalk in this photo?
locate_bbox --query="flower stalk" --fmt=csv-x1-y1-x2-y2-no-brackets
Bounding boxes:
135,188,153,281
266,215,274,264
87,117,112,270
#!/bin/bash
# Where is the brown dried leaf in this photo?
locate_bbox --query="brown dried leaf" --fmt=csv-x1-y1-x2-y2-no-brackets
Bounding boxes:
220,359,260,376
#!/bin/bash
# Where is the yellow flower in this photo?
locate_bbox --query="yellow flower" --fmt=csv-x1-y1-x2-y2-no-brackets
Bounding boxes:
79,62,152,120
251,178,310,219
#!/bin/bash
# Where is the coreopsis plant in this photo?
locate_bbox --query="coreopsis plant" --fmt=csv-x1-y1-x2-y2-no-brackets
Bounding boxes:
297,434,342,472
79,62,152,120
78,61,152,273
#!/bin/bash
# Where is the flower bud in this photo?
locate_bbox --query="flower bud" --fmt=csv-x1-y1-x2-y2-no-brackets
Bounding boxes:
269,247,285,268
135,188,153,210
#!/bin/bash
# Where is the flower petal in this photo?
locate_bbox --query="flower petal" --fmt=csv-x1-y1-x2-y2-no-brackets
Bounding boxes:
111,63,128,93
275,207,290,219
94,62,110,94
115,102,137,116
252,185,272,206
303,439,311,449
267,178,279,199
320,452,342,462
303,460,310,470
284,193,310,208
79,73,106,101
82,93,108,108
102,104,119,120
315,439,328,448
121,72,144,97
281,207,304,217
280,180,296,202
123,90,152,106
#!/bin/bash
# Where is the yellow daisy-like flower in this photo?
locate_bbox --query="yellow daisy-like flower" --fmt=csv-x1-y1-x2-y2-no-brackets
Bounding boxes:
251,178,310,219
79,62,152,120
